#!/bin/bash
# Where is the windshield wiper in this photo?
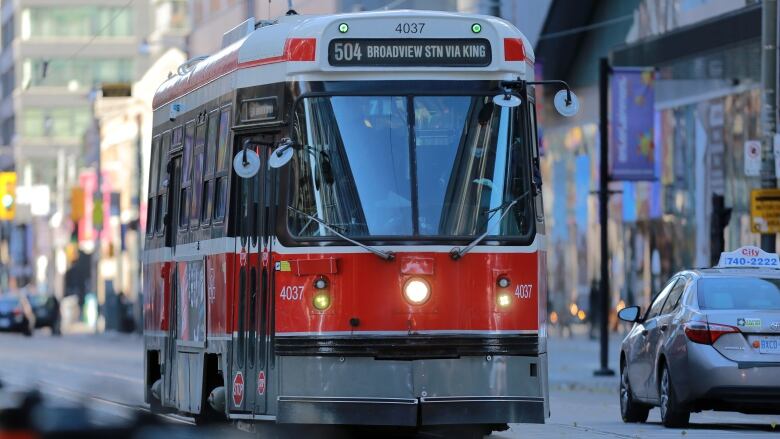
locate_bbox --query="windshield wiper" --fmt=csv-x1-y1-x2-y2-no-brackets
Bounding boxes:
287,206,395,261
449,191,532,260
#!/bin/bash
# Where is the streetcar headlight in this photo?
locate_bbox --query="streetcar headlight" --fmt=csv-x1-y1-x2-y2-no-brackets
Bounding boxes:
313,292,331,310
403,278,430,305
497,292,512,308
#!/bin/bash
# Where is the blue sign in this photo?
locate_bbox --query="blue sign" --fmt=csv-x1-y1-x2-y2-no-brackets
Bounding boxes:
610,68,655,181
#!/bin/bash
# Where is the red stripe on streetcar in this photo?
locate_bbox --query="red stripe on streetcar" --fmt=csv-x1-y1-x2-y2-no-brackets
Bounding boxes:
153,37,317,109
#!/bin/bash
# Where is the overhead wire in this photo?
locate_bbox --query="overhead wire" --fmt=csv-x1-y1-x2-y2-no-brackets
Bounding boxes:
537,13,634,41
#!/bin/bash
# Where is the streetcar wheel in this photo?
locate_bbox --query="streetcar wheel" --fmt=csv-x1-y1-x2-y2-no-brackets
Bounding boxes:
620,361,649,423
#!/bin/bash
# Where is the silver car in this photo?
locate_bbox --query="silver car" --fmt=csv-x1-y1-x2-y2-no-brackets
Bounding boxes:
618,267,780,427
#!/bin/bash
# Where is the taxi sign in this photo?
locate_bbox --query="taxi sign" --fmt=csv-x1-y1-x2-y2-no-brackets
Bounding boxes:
716,246,780,269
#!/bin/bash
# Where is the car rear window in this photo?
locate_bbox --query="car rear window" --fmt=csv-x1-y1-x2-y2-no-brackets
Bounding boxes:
698,277,780,310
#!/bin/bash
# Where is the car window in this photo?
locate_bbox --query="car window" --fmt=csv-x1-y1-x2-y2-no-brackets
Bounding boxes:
645,278,677,320
661,278,687,315
698,277,780,310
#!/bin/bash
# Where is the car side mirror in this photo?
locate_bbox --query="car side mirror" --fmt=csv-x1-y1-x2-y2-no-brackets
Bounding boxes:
618,306,641,323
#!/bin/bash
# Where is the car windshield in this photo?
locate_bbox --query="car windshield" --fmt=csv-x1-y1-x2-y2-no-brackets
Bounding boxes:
288,95,532,239
698,277,780,310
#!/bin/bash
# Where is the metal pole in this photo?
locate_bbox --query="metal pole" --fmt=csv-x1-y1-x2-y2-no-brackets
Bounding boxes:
595,57,614,376
135,113,143,333
761,0,777,252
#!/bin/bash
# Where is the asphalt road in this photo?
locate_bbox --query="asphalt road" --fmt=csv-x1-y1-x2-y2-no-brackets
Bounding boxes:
0,329,778,438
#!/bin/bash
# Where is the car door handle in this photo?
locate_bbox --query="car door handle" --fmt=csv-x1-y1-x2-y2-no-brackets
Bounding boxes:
660,324,668,332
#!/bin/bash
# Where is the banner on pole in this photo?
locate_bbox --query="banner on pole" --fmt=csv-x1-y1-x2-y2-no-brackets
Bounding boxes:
610,68,655,181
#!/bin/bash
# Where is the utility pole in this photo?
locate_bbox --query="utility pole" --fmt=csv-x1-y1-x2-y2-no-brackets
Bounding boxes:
761,0,777,252
595,57,615,377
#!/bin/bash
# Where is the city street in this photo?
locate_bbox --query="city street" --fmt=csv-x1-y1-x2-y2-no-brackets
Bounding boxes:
1,330,778,438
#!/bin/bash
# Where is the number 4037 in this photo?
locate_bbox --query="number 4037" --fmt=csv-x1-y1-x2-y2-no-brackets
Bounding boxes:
280,285,305,300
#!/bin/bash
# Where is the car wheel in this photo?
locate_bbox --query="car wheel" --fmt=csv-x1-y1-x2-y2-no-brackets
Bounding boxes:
659,363,689,428
620,362,649,423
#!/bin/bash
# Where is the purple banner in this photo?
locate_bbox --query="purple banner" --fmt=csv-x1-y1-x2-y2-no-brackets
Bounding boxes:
610,68,655,181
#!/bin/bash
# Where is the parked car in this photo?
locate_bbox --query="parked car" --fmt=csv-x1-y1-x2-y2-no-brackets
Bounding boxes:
0,295,35,336
618,246,780,428
27,294,60,335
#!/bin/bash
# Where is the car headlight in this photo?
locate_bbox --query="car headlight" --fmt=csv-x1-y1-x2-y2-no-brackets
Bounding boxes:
403,278,431,305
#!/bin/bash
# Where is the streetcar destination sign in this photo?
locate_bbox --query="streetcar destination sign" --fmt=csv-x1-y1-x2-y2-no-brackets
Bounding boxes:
328,38,492,67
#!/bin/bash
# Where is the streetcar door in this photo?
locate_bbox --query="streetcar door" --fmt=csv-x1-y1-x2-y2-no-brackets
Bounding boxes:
164,154,182,406
230,136,267,415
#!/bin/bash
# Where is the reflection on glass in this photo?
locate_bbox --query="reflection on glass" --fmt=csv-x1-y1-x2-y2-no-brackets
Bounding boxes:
289,95,531,239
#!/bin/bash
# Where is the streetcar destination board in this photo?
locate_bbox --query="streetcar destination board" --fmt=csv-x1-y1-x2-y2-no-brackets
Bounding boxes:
328,39,491,67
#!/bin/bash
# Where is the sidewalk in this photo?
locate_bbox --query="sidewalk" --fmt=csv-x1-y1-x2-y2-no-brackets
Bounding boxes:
546,328,624,393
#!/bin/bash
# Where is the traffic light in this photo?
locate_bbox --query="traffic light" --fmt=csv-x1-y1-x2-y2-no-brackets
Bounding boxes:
0,172,16,221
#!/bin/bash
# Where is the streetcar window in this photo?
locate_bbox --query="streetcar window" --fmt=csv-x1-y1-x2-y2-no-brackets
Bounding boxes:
201,180,212,223
182,121,194,185
148,136,160,197
172,125,183,146
146,136,160,236
179,121,195,230
201,110,218,225
206,111,218,175
288,95,532,239
158,132,170,192
179,188,189,229
216,109,231,172
190,122,206,228
214,177,227,220
156,132,171,234
213,108,231,222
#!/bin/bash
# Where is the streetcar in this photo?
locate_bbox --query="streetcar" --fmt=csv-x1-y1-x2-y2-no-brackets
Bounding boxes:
142,8,578,433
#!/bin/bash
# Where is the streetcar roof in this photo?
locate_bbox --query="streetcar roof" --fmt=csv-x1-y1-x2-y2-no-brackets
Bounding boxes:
152,10,534,111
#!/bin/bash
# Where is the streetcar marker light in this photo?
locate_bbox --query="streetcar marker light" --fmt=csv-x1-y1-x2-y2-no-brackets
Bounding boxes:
497,276,511,288
471,23,482,34
503,38,525,61
314,277,328,289
339,23,349,33
313,292,331,310
404,278,430,305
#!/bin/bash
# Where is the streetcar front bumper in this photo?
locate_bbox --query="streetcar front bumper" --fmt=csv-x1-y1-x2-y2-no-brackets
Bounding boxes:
277,395,544,426
275,351,548,426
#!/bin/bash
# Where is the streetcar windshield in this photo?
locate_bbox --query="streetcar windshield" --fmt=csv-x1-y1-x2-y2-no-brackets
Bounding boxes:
288,95,532,239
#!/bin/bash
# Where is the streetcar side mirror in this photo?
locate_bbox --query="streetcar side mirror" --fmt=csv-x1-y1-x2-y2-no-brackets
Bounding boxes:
233,142,261,179
554,89,579,117
618,306,641,323
269,138,295,169
492,91,522,108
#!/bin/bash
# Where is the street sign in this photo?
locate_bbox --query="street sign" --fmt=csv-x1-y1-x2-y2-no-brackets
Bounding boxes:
232,371,244,407
745,140,761,176
750,188,780,233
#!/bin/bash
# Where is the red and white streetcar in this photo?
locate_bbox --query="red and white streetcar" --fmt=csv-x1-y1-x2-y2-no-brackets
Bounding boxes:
143,8,578,432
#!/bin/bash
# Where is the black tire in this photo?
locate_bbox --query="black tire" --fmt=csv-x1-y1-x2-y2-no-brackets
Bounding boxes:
659,363,690,428
620,361,650,423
